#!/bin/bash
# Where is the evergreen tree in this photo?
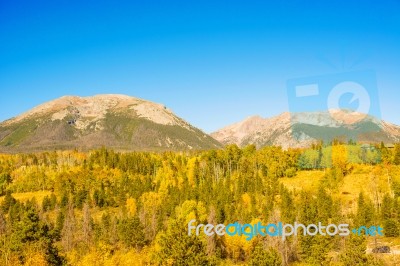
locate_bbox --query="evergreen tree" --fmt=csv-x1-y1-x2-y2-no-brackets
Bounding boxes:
383,219,400,237
340,235,383,266
153,218,210,265
356,192,374,227
117,216,146,249
381,193,393,220
10,206,64,265
1,190,16,213
0,209,6,235
249,244,282,266
280,186,295,223
393,144,400,165
0,173,11,196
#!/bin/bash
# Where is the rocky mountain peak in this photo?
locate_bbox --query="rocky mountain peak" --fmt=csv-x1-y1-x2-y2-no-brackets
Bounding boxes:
0,94,221,152
212,110,400,149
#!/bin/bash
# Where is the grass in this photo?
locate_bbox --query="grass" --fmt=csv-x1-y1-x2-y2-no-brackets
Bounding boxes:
0,120,38,146
280,170,325,191
339,167,373,213
0,190,53,205
104,112,221,150
280,166,397,218
366,237,400,265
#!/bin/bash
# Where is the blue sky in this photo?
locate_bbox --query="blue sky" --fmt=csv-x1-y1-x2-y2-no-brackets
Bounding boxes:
0,0,399,132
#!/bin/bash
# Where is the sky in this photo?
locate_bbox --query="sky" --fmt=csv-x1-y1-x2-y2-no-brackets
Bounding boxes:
0,0,399,133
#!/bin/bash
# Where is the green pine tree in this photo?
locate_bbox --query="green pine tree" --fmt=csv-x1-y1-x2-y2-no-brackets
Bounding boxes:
249,244,282,266
153,218,210,266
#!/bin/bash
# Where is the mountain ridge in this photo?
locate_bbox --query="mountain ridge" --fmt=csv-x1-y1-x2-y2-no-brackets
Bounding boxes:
2,95,400,152
211,110,400,149
0,94,221,152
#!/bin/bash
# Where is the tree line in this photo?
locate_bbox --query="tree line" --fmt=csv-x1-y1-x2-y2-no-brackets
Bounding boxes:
0,143,400,265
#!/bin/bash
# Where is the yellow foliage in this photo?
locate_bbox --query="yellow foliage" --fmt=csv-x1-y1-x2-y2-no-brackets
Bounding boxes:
187,157,199,187
152,232,165,255
140,191,163,239
65,249,79,266
140,192,162,210
223,221,260,262
6,254,22,266
242,193,252,210
175,200,207,224
78,251,104,266
280,170,325,191
332,145,348,170
126,197,137,217
75,243,116,266
24,252,48,266
155,163,176,194
224,234,247,262
0,190,52,205
105,249,150,266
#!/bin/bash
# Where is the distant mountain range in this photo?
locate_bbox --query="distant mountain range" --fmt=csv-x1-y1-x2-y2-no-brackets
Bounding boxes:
1,94,399,152
211,110,400,149
0,94,221,152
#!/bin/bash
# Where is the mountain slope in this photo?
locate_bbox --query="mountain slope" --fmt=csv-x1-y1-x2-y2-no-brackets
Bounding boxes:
211,110,400,149
0,94,221,152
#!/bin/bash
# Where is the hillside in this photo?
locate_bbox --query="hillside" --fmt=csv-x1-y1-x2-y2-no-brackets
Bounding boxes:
212,110,400,149
0,94,221,152
1,146,399,265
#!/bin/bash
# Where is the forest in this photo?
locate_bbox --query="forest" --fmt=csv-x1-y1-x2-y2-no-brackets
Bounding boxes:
0,142,400,265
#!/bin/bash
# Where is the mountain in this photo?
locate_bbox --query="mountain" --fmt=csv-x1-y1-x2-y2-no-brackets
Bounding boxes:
211,110,400,149
0,94,221,152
